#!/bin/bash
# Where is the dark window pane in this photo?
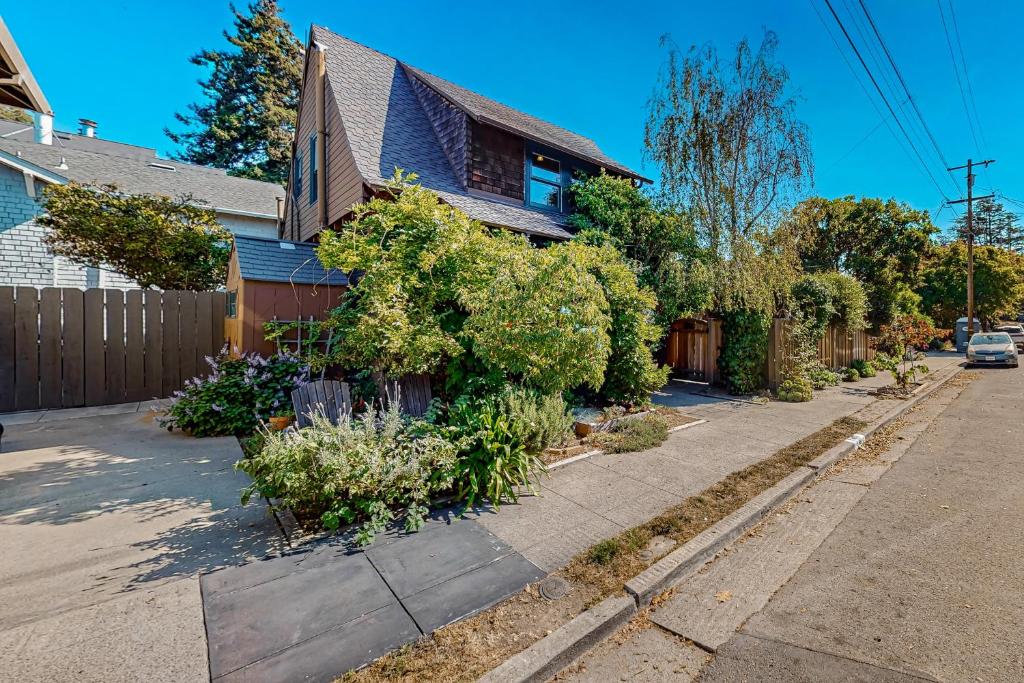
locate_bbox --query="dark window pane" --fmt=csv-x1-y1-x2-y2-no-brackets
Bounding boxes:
531,153,560,183
530,178,560,209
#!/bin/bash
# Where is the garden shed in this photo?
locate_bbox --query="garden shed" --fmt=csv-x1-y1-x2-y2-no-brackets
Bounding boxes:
225,235,348,356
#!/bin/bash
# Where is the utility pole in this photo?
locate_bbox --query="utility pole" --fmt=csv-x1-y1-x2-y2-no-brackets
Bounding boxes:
947,158,995,340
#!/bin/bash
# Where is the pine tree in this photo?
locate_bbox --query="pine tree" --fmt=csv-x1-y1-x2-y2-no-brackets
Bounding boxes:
953,197,1024,252
166,1,303,184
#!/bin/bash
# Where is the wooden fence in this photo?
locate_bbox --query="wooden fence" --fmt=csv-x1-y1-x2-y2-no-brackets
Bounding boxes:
765,318,877,391
664,317,723,385
0,287,225,412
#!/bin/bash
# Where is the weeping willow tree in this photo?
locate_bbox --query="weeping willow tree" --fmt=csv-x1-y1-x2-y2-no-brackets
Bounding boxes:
644,30,811,315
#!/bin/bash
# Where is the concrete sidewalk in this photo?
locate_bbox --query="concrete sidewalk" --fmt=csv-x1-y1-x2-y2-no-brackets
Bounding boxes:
0,409,284,682
470,353,962,572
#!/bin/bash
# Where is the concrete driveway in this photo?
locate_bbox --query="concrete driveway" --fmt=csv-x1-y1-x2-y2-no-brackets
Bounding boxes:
0,406,285,682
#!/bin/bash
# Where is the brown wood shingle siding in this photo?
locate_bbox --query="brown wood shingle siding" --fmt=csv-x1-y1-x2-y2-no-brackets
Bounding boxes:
467,121,524,201
408,73,468,188
324,76,365,231
284,50,365,242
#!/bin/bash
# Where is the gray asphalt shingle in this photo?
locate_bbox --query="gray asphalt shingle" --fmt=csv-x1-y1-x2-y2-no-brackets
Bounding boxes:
0,138,283,217
234,234,348,286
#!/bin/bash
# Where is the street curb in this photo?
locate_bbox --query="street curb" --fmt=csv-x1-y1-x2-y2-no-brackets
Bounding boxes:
477,596,636,683
476,361,966,683
806,363,964,472
624,467,815,606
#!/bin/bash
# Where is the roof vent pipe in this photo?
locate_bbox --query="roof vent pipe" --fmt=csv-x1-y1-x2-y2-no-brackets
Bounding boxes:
32,111,53,145
78,118,97,138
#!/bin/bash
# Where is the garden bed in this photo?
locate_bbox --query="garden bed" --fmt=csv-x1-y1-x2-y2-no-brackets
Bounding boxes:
541,408,703,467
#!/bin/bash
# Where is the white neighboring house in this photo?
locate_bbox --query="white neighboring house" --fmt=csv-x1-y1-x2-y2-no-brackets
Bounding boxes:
0,16,283,289
0,134,284,289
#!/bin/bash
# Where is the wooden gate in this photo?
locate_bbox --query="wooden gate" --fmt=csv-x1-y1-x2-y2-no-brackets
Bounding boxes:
0,287,225,412
665,317,723,384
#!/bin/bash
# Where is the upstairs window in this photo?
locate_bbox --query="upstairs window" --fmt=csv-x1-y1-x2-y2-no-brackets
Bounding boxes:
308,135,318,205
528,153,561,210
292,153,303,199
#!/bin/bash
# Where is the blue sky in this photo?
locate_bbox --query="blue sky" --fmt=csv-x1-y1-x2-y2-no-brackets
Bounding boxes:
5,0,1022,230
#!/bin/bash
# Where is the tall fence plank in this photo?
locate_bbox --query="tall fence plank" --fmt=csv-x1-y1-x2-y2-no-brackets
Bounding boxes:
0,288,232,413
38,288,63,409
13,287,39,411
62,288,85,407
105,289,126,405
125,290,145,402
0,287,16,412
83,288,106,406
178,291,197,385
161,292,181,397
144,290,163,399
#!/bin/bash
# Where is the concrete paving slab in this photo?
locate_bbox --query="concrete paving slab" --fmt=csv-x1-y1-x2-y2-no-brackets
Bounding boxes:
215,602,420,683
365,515,515,598
401,551,544,632
701,633,937,682
649,479,868,651
203,553,397,678
0,576,208,683
559,627,709,682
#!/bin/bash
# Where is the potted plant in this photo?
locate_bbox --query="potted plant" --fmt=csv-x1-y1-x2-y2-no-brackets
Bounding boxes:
267,408,295,432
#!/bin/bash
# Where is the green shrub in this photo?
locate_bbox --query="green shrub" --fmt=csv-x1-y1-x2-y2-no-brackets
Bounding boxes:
593,413,669,453
719,310,771,395
236,404,457,546
161,350,308,437
851,358,876,378
497,386,574,454
842,367,861,382
448,396,546,508
807,363,841,390
777,376,813,402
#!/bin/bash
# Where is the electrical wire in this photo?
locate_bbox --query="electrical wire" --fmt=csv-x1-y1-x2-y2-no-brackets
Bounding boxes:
821,0,954,202
936,0,984,157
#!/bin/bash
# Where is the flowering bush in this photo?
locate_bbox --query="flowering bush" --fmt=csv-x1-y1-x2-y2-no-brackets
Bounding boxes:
237,404,458,546
161,349,308,437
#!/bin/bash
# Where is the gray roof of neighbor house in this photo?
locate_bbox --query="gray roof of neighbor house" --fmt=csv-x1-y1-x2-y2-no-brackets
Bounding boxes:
0,137,284,217
233,234,348,286
0,119,160,160
311,25,643,241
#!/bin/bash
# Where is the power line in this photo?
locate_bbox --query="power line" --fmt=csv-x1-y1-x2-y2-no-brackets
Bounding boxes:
822,0,955,202
857,0,955,177
936,0,984,157
947,0,989,151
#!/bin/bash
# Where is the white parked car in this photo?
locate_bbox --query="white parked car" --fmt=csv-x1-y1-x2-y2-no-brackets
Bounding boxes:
966,332,1019,368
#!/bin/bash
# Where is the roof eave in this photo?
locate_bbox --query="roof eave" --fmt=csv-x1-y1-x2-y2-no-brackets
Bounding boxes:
0,149,67,184
0,18,52,114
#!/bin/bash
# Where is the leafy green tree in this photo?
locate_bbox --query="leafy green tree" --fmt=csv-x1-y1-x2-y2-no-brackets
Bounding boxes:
310,173,668,402
166,0,302,183
918,242,1024,328
0,105,31,124
789,196,936,328
39,182,231,290
568,173,714,331
952,197,1023,251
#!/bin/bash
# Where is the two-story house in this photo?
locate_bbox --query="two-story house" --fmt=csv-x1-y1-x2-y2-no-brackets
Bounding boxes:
281,25,648,243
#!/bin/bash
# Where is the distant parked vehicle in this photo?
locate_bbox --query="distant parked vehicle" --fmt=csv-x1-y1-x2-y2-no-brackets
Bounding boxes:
966,332,1019,368
993,323,1024,353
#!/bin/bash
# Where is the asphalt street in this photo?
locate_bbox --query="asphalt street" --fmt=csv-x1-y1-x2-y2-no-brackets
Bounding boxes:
562,365,1023,682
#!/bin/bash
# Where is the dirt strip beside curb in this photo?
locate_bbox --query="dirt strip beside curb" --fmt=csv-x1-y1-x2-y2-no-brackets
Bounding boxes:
476,362,965,683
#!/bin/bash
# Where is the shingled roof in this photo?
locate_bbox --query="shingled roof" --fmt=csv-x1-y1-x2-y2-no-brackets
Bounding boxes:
233,235,348,286
0,138,283,217
311,26,642,241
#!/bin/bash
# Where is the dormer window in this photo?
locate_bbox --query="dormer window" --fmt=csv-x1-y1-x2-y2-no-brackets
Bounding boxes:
528,153,562,210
